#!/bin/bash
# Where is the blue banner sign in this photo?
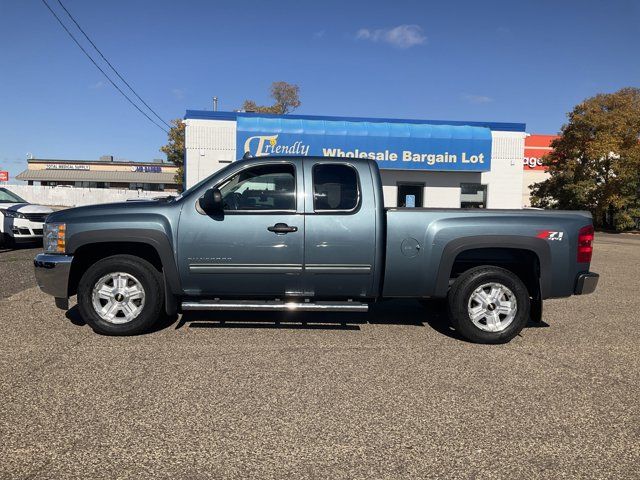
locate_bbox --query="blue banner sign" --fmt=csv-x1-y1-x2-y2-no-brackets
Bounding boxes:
236,116,492,171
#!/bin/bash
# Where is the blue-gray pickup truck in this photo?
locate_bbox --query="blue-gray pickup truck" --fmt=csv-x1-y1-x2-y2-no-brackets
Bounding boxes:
34,156,598,343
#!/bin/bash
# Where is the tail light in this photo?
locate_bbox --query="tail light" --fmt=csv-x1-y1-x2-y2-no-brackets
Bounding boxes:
577,225,594,263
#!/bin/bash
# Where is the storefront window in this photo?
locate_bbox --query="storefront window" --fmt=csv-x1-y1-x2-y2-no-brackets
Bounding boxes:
397,184,424,208
74,181,101,188
130,183,165,191
460,183,487,208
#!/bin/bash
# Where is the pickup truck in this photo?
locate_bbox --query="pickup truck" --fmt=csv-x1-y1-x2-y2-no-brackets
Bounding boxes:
34,156,599,343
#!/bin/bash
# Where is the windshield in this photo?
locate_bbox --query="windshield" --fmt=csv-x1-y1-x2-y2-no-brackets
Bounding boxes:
0,187,27,203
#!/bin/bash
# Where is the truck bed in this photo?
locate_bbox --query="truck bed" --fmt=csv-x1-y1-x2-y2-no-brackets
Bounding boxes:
382,208,593,299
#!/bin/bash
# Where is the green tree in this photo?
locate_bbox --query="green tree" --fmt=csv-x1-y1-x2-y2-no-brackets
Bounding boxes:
160,118,186,191
531,87,640,231
242,81,301,114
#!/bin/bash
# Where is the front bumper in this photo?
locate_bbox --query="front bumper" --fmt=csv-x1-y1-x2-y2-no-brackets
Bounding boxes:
574,272,599,295
34,253,73,299
10,219,45,239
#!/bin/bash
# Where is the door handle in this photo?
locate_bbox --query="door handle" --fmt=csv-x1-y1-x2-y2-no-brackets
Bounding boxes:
268,223,298,234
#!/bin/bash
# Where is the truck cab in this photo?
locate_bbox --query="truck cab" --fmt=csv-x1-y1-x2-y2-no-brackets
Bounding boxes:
177,157,382,300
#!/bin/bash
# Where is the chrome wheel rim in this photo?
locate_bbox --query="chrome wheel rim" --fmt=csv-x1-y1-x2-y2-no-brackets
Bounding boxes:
91,272,146,324
467,282,518,333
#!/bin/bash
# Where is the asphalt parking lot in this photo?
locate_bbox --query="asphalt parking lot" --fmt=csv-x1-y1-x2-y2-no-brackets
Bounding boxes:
0,234,638,479
0,243,42,300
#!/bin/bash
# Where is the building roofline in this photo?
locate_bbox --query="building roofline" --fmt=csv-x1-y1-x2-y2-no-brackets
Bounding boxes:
28,158,173,167
184,110,526,132
15,169,177,184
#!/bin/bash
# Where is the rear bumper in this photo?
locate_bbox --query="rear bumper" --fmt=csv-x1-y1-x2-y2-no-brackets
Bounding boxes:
34,253,73,299
574,272,599,295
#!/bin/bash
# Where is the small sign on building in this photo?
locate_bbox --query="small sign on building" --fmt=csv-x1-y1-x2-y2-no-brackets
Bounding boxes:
45,164,90,170
0,171,8,182
405,194,416,208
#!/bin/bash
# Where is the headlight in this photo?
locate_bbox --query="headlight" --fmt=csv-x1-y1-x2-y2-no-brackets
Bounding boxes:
0,209,27,219
43,223,66,253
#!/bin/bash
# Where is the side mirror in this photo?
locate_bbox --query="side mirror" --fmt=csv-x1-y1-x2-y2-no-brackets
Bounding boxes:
198,187,223,213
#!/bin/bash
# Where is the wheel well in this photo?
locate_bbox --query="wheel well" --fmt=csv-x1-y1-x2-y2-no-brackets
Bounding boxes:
450,248,541,297
68,242,163,297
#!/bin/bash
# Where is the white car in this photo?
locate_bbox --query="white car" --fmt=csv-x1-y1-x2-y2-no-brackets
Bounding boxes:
0,187,53,247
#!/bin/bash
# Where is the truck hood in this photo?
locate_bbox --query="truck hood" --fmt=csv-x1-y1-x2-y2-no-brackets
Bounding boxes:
45,199,177,224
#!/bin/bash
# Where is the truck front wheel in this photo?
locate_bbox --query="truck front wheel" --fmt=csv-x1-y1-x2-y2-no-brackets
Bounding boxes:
77,255,164,336
447,266,530,344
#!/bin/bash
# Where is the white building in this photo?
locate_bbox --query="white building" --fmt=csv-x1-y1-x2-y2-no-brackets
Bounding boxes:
184,111,526,209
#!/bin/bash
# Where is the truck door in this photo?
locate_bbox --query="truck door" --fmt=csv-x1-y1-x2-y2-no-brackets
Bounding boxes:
177,159,305,297
302,160,378,298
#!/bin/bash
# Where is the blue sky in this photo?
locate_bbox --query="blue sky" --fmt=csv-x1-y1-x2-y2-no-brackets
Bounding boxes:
1,0,639,180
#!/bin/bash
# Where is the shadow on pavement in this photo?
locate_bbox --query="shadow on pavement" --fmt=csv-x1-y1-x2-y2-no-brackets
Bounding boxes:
0,242,41,254
177,299,461,338
65,305,179,333
65,306,86,327
63,299,545,340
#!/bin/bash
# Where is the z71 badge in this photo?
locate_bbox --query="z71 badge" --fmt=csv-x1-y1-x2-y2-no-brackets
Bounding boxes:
537,230,564,241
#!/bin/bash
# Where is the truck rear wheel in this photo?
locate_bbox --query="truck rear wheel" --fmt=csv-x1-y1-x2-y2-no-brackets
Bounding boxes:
77,255,164,336
447,266,530,344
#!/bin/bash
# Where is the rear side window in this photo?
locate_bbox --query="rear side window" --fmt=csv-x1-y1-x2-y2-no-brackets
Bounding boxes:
313,164,359,211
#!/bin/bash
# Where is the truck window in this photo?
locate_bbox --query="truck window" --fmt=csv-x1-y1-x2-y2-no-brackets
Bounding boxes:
218,164,296,211
313,164,359,211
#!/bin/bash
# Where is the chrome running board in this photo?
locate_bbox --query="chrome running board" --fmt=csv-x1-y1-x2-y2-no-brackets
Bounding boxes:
181,299,369,312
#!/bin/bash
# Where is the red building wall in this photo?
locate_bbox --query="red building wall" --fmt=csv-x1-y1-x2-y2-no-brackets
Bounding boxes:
524,134,558,171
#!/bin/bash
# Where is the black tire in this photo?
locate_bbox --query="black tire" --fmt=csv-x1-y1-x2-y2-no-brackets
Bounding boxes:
447,266,530,344
77,254,164,336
